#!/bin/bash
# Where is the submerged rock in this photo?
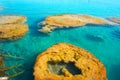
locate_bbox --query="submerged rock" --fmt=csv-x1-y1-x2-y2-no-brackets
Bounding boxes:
38,14,111,33
0,15,28,40
86,34,104,42
34,43,106,80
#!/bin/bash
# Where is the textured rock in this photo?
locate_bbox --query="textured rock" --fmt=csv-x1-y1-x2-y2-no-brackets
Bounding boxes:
34,43,106,80
0,15,28,40
0,24,28,40
38,14,109,33
0,15,26,25
0,6,4,10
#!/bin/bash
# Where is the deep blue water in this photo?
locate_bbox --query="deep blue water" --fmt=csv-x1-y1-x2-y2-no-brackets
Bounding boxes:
0,0,120,80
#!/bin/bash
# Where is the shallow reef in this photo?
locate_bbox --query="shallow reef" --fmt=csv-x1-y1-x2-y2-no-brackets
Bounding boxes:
38,14,115,33
34,43,106,80
0,15,28,41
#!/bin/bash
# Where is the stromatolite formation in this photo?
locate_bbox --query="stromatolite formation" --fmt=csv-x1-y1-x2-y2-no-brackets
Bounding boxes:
0,15,28,40
38,14,114,33
0,15,26,25
34,43,106,80
0,24,28,40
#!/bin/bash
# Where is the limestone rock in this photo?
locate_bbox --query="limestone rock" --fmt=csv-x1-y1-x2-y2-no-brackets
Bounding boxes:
0,15,26,25
0,24,28,40
38,14,109,33
34,43,107,80
0,15,28,40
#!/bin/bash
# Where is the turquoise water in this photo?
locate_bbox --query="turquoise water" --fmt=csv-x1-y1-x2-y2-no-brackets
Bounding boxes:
0,0,120,80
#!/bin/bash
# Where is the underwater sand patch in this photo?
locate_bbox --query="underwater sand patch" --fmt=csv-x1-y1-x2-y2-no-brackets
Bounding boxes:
38,14,114,33
34,43,106,80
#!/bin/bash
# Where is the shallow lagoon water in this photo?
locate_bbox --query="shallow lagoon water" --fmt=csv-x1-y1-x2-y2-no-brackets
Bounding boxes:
0,0,120,80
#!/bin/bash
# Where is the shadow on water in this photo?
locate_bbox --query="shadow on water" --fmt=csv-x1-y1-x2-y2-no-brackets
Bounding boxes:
109,64,120,80
85,34,104,42
111,30,120,39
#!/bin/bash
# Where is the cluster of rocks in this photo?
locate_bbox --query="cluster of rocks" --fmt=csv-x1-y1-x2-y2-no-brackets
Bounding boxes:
34,43,107,80
0,15,28,40
38,14,117,33
0,14,110,80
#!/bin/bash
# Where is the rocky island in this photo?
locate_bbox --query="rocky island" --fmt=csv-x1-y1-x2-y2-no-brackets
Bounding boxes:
0,15,28,40
38,14,115,33
34,43,106,80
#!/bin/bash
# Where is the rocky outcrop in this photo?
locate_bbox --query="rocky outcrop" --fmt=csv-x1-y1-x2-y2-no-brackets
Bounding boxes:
0,24,28,40
0,15,28,40
38,14,112,33
34,43,106,80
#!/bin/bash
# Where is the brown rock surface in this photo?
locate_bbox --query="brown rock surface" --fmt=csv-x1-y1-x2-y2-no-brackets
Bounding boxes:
0,15,26,25
0,15,28,40
0,24,28,40
34,43,106,80
38,14,109,33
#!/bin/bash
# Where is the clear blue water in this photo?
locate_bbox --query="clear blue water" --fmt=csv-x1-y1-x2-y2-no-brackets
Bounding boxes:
0,0,120,80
